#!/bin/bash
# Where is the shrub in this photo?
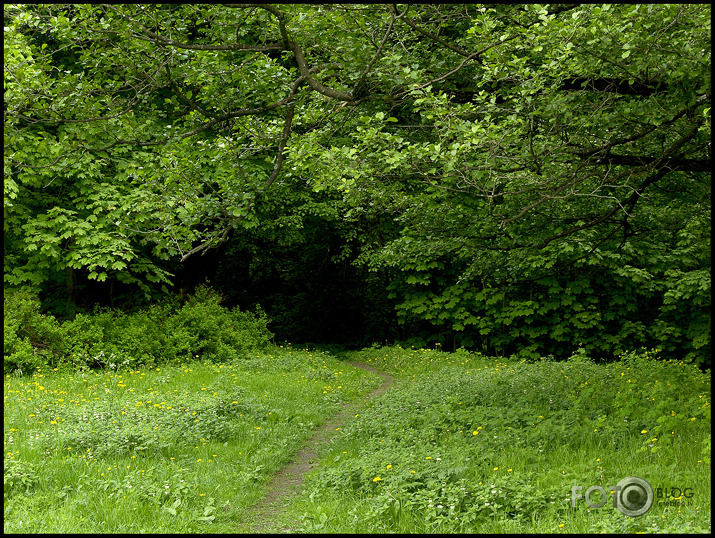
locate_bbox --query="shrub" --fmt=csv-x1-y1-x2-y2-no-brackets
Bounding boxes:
100,304,174,367
59,312,107,369
4,289,64,372
4,285,274,373
167,286,272,362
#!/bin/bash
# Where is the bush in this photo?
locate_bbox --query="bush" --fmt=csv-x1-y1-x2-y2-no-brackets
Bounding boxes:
59,312,108,369
166,286,272,362
97,285,273,365
4,285,274,373
4,289,65,373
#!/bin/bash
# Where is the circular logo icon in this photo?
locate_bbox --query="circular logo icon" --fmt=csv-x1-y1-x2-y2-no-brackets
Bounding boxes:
614,476,653,517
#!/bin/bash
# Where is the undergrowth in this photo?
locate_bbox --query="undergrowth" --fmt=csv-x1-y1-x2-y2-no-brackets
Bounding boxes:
292,346,711,533
3,323,710,533
4,285,272,373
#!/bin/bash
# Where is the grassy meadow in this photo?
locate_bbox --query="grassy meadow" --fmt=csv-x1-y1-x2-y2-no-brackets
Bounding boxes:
4,344,711,533
288,347,710,534
3,346,383,533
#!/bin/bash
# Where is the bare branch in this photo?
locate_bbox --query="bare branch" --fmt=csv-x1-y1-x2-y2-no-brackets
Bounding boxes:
534,117,707,247
598,154,710,172
536,168,670,249
573,93,710,159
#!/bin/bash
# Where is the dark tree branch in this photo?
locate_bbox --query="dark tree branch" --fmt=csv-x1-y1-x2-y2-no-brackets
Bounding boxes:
572,93,710,161
391,4,473,58
561,77,669,95
499,163,603,229
535,117,706,248
441,76,689,104
263,104,295,190
228,3,354,102
164,64,218,119
288,40,353,101
598,154,710,172
353,7,398,95
103,4,283,51
500,114,705,235
178,103,296,262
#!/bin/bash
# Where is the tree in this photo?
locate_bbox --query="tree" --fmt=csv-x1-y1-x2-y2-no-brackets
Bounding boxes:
4,4,710,362
289,4,711,361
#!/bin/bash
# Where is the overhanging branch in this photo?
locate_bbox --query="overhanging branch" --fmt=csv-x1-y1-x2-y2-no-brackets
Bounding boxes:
560,77,670,96
598,154,710,172
178,103,296,262
103,4,283,51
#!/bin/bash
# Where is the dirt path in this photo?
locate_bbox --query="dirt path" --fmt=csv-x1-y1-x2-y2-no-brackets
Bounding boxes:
247,362,395,533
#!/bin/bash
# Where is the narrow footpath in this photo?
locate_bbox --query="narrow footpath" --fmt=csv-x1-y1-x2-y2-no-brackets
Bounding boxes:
247,362,395,533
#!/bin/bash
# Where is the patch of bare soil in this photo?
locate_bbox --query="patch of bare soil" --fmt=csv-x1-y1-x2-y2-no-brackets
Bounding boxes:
247,362,395,533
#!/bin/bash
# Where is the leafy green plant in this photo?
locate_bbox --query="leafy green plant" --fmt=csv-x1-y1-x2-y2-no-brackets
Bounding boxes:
4,289,65,372
4,459,40,498
3,285,273,373
166,285,272,362
2,343,385,532
295,346,710,533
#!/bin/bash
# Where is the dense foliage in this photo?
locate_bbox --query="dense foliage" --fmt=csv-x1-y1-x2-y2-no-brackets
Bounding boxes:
4,286,272,373
4,4,711,364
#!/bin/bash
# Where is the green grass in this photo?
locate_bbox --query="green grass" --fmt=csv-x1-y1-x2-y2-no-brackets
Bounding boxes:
3,345,383,533
4,345,711,533
287,346,711,533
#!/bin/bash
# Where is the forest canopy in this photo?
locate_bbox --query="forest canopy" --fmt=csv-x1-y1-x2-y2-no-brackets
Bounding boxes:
4,4,711,364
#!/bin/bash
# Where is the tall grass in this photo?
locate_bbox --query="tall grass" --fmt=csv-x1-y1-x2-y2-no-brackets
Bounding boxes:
3,346,383,533
4,344,710,533
289,346,711,533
